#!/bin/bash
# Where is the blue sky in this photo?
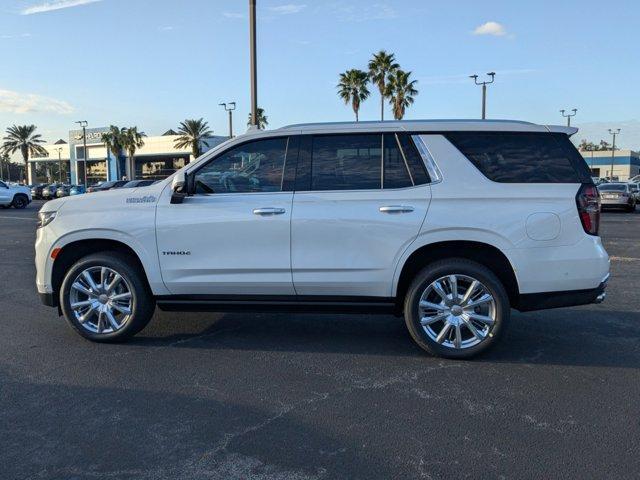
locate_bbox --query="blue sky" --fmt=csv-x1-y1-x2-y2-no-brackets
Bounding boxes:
0,0,639,151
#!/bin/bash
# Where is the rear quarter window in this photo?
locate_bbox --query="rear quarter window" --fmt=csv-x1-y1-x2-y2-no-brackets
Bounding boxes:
445,132,591,183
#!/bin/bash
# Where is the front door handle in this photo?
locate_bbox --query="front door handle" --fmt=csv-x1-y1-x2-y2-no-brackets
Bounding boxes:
253,207,286,216
379,205,415,214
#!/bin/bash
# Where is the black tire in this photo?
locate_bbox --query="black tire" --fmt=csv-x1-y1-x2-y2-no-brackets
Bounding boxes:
59,252,155,342
627,202,636,212
404,258,510,359
1,204,9,209
11,194,28,209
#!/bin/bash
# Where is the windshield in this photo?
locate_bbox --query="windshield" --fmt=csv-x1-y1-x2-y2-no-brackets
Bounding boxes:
598,184,626,192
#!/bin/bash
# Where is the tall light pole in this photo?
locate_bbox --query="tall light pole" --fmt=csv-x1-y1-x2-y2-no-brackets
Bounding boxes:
75,120,88,185
249,0,258,127
219,102,237,138
560,108,577,127
55,147,63,183
470,72,495,119
608,128,620,180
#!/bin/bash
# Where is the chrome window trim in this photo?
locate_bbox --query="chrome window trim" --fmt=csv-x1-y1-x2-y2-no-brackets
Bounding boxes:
411,134,443,184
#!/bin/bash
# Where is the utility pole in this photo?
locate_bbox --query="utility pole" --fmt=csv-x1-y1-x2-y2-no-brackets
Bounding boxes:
55,147,63,183
560,108,577,127
219,102,237,137
75,120,88,185
249,0,258,127
608,129,620,181
469,72,496,119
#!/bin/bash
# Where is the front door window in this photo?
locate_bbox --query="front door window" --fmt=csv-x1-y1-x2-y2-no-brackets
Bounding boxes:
193,138,289,194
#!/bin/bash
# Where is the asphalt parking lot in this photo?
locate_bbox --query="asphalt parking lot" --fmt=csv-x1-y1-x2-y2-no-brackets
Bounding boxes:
1,201,639,479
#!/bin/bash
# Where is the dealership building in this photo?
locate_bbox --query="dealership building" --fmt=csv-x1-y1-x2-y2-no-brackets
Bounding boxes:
580,149,640,181
30,127,227,185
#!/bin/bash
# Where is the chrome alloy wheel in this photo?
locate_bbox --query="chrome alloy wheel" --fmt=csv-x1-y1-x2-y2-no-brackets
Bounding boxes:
69,266,134,334
418,274,497,350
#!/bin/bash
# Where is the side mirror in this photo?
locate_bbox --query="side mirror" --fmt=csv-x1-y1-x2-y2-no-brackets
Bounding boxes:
170,171,188,204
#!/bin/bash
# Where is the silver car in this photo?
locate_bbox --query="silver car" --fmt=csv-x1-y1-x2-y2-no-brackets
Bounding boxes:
598,183,637,212
628,183,640,202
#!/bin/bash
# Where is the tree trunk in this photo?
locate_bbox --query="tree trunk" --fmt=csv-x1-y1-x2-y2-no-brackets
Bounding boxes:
22,152,29,184
381,95,384,121
129,155,136,180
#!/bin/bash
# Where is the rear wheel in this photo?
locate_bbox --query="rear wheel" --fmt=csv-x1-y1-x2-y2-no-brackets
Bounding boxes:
404,258,510,359
60,253,155,342
11,194,28,209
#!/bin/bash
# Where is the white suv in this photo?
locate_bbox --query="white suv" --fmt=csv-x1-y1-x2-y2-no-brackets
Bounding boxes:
0,180,31,209
35,120,609,358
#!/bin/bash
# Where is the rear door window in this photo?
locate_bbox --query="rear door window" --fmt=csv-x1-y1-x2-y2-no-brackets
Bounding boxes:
310,134,381,191
446,132,589,183
383,134,412,189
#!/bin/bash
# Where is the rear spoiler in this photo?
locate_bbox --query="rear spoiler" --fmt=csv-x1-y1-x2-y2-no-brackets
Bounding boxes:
545,125,579,137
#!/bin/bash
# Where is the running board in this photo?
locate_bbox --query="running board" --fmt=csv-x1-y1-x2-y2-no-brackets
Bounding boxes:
155,295,398,315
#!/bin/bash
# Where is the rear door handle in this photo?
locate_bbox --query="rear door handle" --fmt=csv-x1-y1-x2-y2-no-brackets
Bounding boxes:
253,207,286,215
379,205,414,214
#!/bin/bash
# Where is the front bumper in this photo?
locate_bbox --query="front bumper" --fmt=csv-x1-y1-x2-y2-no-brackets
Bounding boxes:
515,275,609,312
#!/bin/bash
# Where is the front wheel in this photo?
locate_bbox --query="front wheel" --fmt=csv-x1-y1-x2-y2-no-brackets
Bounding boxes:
404,259,510,359
60,253,155,342
11,195,28,209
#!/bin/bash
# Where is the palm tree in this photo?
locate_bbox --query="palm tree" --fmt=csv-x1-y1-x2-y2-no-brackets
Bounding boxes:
247,108,269,129
101,125,124,164
368,50,399,121
121,127,146,180
386,69,418,120
0,125,48,183
337,69,370,121
174,118,213,160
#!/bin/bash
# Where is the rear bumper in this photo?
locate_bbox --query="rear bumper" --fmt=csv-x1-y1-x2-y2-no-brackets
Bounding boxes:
601,197,633,207
515,276,608,312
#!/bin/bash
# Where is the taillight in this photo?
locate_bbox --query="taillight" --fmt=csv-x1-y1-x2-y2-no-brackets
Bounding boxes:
576,184,600,235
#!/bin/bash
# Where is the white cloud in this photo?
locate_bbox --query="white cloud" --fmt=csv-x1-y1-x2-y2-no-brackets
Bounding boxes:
21,0,102,15
0,89,74,114
1,33,32,39
223,12,244,19
328,3,398,22
158,26,174,31
268,4,307,15
473,21,508,36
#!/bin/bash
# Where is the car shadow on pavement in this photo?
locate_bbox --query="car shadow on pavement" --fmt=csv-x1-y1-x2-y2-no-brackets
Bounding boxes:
130,307,640,368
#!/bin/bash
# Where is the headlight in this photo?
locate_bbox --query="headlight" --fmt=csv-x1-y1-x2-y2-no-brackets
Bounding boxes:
37,211,57,228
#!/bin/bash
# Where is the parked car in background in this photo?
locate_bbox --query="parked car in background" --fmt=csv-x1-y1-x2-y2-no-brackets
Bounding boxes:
630,174,640,183
69,185,86,196
122,179,156,188
598,183,637,212
41,184,64,200
0,179,31,209
56,185,71,198
87,180,128,193
36,119,609,359
31,183,48,199
627,182,640,202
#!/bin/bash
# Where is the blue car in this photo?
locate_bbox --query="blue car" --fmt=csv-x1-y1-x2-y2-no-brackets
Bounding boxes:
69,185,86,195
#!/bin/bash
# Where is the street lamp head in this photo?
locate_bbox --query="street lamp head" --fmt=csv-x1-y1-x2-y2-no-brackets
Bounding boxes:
469,74,478,80
218,103,226,108
229,102,236,109
488,72,496,77
560,109,565,115
572,108,577,114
